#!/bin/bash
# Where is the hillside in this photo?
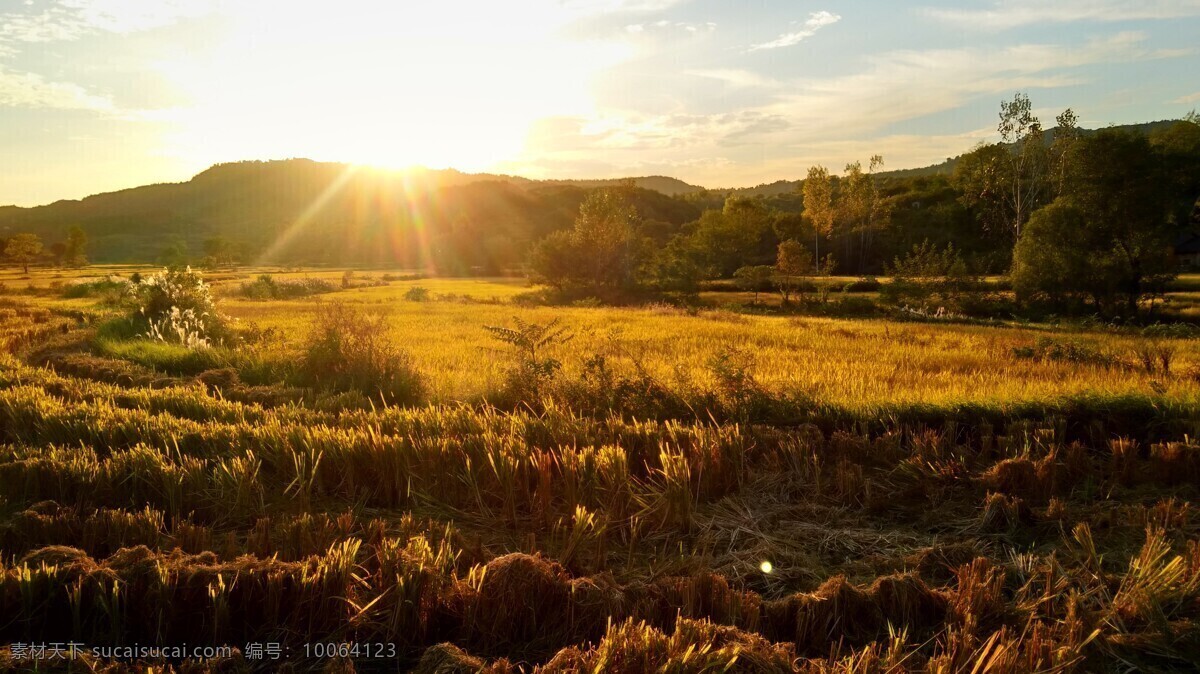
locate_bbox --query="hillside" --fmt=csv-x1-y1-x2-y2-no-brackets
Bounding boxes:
0,119,1187,265
718,120,1184,197
0,161,700,267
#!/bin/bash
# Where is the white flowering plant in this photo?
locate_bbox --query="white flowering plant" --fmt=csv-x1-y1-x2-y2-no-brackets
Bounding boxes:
131,267,234,347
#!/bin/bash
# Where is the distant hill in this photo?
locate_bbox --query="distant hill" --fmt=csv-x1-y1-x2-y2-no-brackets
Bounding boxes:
0,160,700,267
716,120,1184,196
0,119,1187,265
540,176,705,197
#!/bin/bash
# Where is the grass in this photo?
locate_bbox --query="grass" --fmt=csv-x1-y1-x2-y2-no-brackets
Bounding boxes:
0,266,1199,671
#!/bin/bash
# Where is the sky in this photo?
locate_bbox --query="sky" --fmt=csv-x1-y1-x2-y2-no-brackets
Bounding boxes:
1,0,1198,206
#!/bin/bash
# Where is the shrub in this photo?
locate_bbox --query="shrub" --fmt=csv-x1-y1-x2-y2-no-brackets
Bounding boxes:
843,276,881,293
485,317,572,405
1010,337,1116,367
300,301,424,405
404,286,431,302
239,274,336,300
62,277,132,301
131,267,233,348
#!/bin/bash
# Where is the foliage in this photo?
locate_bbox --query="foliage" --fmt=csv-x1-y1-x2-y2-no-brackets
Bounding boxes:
298,301,424,405
132,267,233,348
882,241,980,311
4,233,43,274
775,239,813,305
732,265,773,302
239,274,337,300
485,317,573,404
1013,131,1176,316
528,187,653,301
64,226,88,268
689,197,774,278
802,165,834,260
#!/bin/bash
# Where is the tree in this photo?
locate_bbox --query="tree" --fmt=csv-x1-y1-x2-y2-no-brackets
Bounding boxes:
733,265,773,303
838,156,888,273
802,166,834,261
775,239,813,305
689,197,773,278
1049,109,1082,199
996,92,1049,240
1013,131,1176,315
528,186,651,300
4,233,43,274
49,242,68,266
64,226,88,267
158,243,189,267
954,143,1013,240
882,240,974,310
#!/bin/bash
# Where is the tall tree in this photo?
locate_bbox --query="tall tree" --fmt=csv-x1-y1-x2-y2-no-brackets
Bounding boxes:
775,239,813,305
1013,130,1175,315
1049,109,1082,199
5,233,43,275
839,155,888,273
802,166,834,261
528,186,651,299
64,226,88,267
996,92,1048,240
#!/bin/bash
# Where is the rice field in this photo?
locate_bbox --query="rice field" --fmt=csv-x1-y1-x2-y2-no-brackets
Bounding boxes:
1,266,1199,672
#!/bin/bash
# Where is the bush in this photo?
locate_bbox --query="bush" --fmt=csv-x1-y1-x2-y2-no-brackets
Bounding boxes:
131,268,233,348
485,317,572,405
239,274,336,300
300,301,424,405
404,286,431,302
62,277,132,301
842,277,881,293
1010,337,1116,368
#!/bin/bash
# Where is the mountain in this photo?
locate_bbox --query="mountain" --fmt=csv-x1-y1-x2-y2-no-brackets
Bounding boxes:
0,160,700,268
0,119,1189,266
714,120,1186,197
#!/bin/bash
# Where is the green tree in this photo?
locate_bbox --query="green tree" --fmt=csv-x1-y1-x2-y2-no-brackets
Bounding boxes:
64,226,88,267
997,92,1049,240
528,186,650,300
1013,130,1176,315
4,233,43,274
802,166,834,261
733,265,773,303
158,243,189,267
690,197,772,277
953,143,1013,240
775,239,813,305
1049,108,1082,199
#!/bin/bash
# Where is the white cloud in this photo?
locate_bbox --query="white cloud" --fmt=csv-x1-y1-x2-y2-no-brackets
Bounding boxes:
1174,91,1200,104
0,0,216,44
748,11,840,51
0,66,112,110
515,31,1193,185
687,69,781,89
922,0,1200,29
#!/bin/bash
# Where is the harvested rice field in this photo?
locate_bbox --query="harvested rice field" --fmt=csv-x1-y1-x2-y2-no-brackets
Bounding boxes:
1,267,1199,672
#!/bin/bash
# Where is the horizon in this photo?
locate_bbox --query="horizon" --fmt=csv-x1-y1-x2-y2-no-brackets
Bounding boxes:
2,0,1199,207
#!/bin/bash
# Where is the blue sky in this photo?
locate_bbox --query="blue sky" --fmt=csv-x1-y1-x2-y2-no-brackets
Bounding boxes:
1,0,1198,205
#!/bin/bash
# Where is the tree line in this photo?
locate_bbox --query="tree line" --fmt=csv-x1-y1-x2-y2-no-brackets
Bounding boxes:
529,95,1200,317
1,226,88,274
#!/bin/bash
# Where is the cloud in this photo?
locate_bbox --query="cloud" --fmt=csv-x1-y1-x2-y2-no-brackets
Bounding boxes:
748,11,840,51
686,69,781,89
624,20,716,35
514,30,1194,186
0,0,216,45
0,66,112,110
922,0,1200,30
1174,91,1200,104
